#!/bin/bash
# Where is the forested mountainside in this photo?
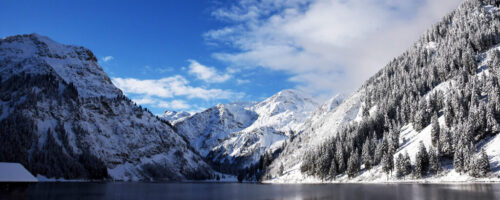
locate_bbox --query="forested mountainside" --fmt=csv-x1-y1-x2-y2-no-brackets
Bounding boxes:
262,0,500,183
173,90,322,175
0,34,213,181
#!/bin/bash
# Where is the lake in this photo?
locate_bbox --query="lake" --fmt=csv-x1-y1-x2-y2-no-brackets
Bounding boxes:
1,182,500,200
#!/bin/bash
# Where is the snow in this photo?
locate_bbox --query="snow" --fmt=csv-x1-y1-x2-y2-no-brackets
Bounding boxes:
175,89,320,167
264,90,362,178
425,42,438,50
484,134,500,173
267,115,500,184
0,163,38,182
0,33,122,98
161,110,191,123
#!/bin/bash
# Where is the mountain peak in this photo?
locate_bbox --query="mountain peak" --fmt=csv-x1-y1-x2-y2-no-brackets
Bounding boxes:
161,110,191,123
0,33,121,98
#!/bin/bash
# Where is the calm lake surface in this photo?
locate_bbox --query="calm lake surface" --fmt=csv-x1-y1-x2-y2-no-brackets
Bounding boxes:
1,182,500,200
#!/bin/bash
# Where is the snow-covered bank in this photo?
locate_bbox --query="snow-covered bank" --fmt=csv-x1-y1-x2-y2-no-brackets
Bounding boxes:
0,163,37,182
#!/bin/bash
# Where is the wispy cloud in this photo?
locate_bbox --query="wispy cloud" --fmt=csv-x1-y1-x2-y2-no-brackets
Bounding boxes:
207,0,462,96
112,75,244,100
132,96,190,110
236,79,250,85
142,65,174,75
187,59,231,83
102,56,114,62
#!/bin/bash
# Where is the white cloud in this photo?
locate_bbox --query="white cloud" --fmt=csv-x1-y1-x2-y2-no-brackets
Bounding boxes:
112,75,243,100
187,59,231,83
236,79,250,84
102,56,114,62
207,0,463,95
132,97,191,110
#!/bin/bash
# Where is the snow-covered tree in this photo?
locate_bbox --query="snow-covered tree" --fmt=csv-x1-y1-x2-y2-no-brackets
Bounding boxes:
347,150,360,178
428,147,441,175
361,139,372,170
414,142,429,178
431,114,440,147
382,151,394,176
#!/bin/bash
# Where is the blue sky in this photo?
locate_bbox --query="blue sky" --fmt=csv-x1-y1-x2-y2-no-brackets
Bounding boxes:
0,0,462,114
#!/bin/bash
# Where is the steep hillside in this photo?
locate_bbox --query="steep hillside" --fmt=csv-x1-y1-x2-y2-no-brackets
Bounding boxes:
265,0,500,183
0,34,213,181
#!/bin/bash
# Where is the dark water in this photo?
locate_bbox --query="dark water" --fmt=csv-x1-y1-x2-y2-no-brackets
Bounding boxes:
1,182,500,200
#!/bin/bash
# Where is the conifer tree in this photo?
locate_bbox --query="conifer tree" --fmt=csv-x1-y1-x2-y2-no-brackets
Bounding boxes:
477,148,491,177
361,139,372,170
431,114,440,147
403,151,412,176
328,159,338,180
428,147,441,175
382,151,394,176
414,142,429,178
347,150,360,178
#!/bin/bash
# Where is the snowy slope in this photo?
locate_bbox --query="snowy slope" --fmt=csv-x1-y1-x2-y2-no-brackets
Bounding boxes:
266,1,500,183
175,89,321,170
264,90,362,178
174,102,258,157
0,34,121,98
267,116,500,183
161,110,191,123
0,34,213,181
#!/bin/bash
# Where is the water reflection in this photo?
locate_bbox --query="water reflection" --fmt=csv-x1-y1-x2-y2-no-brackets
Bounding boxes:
0,182,499,200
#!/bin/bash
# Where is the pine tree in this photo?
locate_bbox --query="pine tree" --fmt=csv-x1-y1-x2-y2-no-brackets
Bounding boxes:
279,163,284,175
403,151,412,176
328,159,338,180
347,150,360,178
361,139,372,170
395,153,405,178
444,98,454,127
431,114,440,147
454,148,464,174
414,142,429,178
336,145,346,173
382,151,394,176
477,148,491,177
374,137,388,165
439,129,454,158
428,147,441,175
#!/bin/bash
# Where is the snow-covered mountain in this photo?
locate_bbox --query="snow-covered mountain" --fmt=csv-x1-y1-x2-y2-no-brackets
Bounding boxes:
0,34,213,181
161,110,191,123
264,0,500,183
174,89,322,172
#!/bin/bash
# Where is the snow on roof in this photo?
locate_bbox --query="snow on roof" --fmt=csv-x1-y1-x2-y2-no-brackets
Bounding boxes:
0,162,38,182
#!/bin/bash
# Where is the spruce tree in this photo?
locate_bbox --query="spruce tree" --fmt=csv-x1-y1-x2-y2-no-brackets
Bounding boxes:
414,142,429,178
395,153,405,178
347,150,360,178
361,139,372,170
328,159,338,180
439,129,454,158
336,146,346,173
279,163,284,175
428,147,441,175
431,114,440,147
477,148,491,177
403,151,412,176
382,151,394,176
454,148,464,174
